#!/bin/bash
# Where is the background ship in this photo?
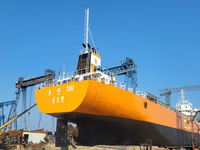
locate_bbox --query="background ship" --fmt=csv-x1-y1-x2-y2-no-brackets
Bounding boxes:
35,6,200,148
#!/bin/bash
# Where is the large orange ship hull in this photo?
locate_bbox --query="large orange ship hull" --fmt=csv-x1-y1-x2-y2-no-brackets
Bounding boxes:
35,80,200,146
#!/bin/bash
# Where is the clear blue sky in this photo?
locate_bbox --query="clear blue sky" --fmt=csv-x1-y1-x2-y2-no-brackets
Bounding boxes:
0,1,200,131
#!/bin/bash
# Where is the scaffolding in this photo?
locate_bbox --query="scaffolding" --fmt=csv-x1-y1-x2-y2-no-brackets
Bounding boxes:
159,84,200,106
191,110,200,149
0,100,15,127
9,69,55,130
103,57,137,93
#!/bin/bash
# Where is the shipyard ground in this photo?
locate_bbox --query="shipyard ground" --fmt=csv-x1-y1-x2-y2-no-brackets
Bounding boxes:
0,143,194,150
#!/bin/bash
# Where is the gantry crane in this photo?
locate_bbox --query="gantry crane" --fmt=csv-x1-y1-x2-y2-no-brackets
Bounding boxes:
103,57,137,93
159,84,200,106
0,104,36,131
9,69,55,130
0,100,15,126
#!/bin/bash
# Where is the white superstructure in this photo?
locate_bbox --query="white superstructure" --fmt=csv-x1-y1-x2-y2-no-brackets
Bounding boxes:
176,89,199,117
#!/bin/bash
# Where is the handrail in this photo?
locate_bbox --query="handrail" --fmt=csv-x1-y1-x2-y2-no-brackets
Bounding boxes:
37,68,199,121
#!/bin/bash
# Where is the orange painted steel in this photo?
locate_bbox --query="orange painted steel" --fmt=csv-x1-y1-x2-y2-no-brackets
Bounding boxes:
35,80,200,133
91,52,101,58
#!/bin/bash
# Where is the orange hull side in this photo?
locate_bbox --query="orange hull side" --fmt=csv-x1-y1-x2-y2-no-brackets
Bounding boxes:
35,80,199,132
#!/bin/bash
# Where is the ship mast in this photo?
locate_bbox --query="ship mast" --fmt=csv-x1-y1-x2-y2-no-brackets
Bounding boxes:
84,6,89,53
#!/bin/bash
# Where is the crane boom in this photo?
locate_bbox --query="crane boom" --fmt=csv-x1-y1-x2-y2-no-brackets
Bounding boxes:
159,84,200,106
9,69,55,130
159,84,200,95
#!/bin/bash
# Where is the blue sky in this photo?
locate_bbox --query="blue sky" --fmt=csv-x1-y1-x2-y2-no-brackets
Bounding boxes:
0,1,200,131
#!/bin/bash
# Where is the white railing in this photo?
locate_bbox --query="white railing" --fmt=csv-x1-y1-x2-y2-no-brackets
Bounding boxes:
58,67,109,81
36,69,198,121
37,67,138,94
135,89,146,98
80,49,100,55
59,71,76,81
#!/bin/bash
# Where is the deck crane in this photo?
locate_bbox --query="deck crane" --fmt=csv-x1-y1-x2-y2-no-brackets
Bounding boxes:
9,69,55,130
103,57,137,93
159,84,200,106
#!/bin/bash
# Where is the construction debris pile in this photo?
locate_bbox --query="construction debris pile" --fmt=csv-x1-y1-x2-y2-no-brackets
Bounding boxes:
0,128,54,145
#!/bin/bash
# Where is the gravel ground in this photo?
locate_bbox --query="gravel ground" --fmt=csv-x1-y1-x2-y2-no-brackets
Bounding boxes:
44,143,169,150
1,143,184,150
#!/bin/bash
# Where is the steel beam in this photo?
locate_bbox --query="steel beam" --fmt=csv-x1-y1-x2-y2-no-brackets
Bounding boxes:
0,100,15,129
191,110,200,149
8,69,55,130
9,89,20,130
159,85,200,106
103,57,137,93
159,85,200,95
22,87,27,130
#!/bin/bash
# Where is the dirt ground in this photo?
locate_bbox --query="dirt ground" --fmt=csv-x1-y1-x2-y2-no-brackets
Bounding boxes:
10,143,169,150
2,143,191,150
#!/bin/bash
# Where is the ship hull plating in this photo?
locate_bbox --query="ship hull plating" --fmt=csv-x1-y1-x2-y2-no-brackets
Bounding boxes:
35,80,200,147
54,112,198,146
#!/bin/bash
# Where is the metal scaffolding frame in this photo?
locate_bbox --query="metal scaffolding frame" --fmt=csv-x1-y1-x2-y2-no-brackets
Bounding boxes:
191,110,200,149
0,100,15,127
103,57,137,93
8,69,55,130
159,84,200,106
22,88,27,130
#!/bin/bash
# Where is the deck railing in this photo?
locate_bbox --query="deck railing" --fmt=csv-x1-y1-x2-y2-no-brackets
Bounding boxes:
37,68,199,121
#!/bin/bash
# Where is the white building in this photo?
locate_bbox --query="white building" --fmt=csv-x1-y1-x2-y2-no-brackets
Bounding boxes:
23,131,46,144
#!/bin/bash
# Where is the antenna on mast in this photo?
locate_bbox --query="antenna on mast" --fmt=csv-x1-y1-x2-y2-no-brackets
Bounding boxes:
82,5,98,55
84,6,89,53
